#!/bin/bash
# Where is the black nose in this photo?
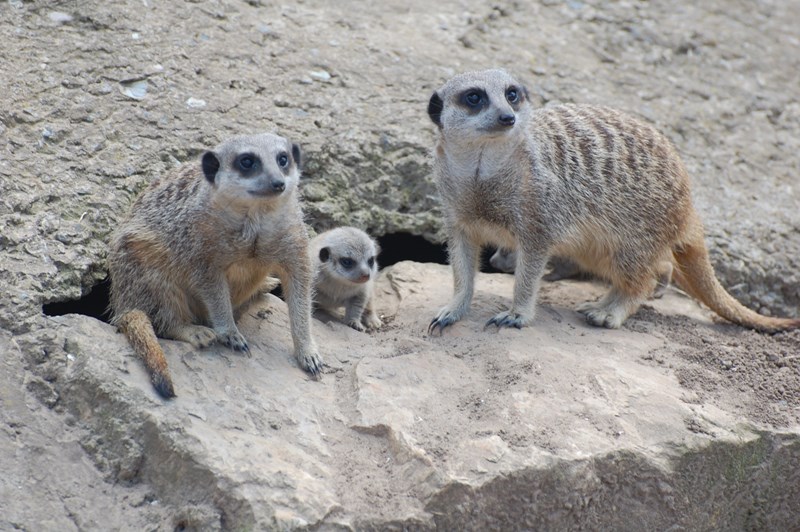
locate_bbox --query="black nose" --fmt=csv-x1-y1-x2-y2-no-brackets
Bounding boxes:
272,180,285,192
498,114,515,126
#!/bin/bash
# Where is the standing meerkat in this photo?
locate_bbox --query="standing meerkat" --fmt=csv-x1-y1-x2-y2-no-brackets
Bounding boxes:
427,69,799,334
109,132,322,398
310,227,383,331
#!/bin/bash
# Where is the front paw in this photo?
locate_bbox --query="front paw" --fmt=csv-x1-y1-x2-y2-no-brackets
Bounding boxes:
428,307,463,336
296,348,323,379
217,329,250,356
362,313,383,331
485,310,530,330
347,319,367,332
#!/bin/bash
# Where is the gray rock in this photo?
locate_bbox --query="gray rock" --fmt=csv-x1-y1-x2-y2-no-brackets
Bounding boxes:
7,263,800,529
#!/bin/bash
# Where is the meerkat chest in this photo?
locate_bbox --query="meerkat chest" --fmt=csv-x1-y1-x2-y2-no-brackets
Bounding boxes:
222,207,295,261
447,173,516,231
439,144,522,229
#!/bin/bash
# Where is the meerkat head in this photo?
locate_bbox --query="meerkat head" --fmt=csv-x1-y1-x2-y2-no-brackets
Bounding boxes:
428,69,531,144
317,227,380,286
201,132,302,205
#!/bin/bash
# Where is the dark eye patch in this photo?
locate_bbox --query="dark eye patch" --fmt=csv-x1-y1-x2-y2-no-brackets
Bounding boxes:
459,88,488,112
339,257,355,269
236,153,261,175
367,256,375,269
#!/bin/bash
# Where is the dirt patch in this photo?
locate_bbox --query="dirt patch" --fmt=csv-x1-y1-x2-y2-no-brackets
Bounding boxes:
634,305,800,427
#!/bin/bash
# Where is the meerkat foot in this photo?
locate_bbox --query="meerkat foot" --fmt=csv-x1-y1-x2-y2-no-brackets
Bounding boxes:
579,306,626,329
169,325,218,349
362,313,383,331
217,329,250,356
577,293,640,329
347,319,367,332
428,307,464,336
296,349,323,379
485,310,529,330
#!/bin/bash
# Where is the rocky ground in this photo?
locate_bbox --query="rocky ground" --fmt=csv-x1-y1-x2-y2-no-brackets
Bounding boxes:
1,0,799,530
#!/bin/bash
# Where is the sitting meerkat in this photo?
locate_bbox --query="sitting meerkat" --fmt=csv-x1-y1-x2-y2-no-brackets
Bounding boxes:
426,69,799,334
310,227,382,331
109,132,322,398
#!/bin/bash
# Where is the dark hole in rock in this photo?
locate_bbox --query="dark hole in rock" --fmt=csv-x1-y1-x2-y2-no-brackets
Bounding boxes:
376,232,506,273
376,232,447,268
42,277,112,323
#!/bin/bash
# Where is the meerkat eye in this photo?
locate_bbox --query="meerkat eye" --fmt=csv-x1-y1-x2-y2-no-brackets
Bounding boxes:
339,257,355,269
238,155,256,171
464,91,482,107
277,152,289,168
506,87,519,103
367,257,375,268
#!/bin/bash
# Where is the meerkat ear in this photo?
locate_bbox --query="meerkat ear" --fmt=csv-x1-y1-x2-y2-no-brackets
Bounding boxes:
428,92,443,128
201,151,220,183
319,247,330,262
291,144,302,169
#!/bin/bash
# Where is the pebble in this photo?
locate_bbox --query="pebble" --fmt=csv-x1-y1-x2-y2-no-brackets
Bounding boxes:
186,97,207,108
309,70,332,82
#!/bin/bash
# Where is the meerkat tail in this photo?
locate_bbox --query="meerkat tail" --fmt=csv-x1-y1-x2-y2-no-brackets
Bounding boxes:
117,310,176,398
671,233,800,333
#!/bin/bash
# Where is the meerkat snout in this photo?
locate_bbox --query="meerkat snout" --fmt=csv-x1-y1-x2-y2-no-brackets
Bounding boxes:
498,113,515,126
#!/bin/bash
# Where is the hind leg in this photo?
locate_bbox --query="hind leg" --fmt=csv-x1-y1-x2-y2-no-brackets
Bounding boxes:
149,284,218,348
577,251,656,328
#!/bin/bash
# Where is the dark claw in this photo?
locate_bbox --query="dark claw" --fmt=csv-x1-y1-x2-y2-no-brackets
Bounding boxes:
486,314,522,330
222,333,251,356
428,316,454,336
305,361,322,380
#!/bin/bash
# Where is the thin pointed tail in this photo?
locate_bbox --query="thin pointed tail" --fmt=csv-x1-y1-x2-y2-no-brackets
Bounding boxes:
672,232,800,333
118,310,176,398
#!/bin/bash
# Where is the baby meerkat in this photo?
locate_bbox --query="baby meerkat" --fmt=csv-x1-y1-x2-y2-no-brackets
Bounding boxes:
310,227,382,331
109,132,322,398
427,69,799,334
